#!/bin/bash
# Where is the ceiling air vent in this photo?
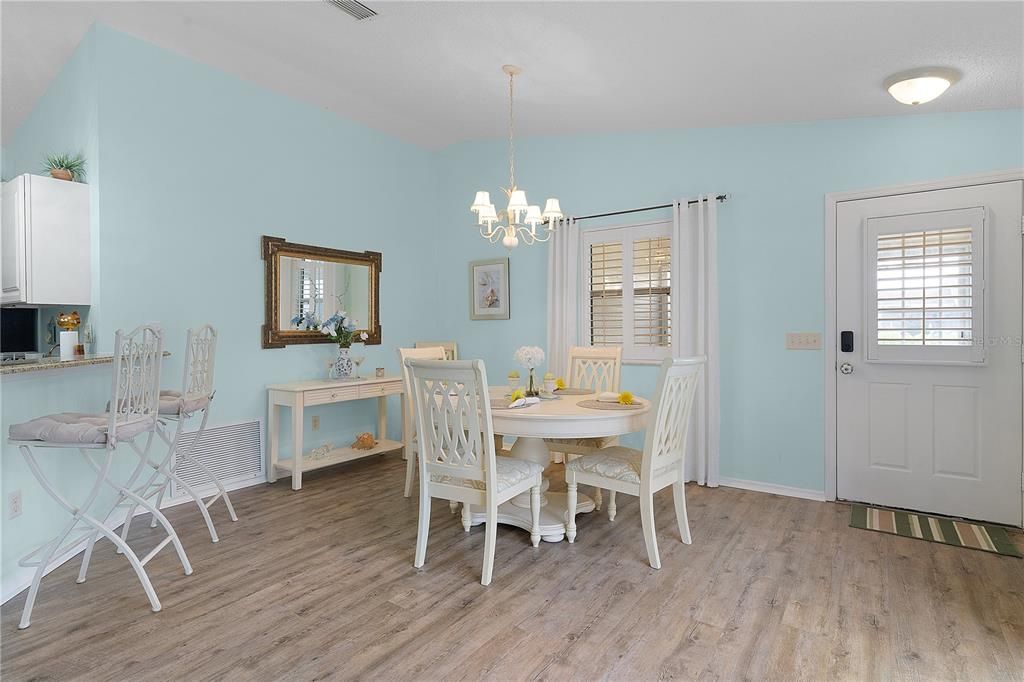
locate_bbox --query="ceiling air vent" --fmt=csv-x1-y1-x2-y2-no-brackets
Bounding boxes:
325,0,377,21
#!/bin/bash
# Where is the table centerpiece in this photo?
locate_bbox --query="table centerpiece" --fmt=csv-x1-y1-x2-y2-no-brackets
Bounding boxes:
514,346,545,397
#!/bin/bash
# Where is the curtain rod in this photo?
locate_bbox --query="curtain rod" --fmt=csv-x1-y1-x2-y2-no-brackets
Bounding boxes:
562,194,728,223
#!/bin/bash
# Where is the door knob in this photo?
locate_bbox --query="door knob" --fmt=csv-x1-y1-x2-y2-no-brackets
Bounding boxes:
839,362,853,375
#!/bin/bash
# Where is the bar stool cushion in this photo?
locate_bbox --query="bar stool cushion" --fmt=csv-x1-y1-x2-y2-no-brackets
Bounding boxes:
9,413,154,445
159,390,210,416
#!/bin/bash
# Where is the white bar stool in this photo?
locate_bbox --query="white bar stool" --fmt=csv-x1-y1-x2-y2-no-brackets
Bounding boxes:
8,324,193,629
119,325,237,546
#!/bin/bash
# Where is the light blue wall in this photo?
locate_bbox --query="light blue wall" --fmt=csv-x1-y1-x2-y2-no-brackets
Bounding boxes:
436,110,1024,491
1,24,441,592
89,24,439,406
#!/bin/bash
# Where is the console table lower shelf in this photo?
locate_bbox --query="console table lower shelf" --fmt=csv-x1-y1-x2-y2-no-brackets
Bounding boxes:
273,438,403,478
266,375,405,490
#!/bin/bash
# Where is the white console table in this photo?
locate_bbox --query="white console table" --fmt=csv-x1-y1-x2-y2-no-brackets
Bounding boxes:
267,376,404,490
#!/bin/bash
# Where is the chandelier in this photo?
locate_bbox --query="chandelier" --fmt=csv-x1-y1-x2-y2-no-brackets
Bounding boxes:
470,65,563,249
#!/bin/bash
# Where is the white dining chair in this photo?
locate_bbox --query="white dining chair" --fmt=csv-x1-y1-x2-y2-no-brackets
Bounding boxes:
398,344,448,499
566,356,704,569
546,345,623,508
8,324,193,629
407,358,543,586
116,325,237,548
415,340,458,360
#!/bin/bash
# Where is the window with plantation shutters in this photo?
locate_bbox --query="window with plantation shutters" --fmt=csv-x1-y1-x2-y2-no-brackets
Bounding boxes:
588,241,624,345
633,236,671,348
876,227,973,346
866,207,985,364
582,221,672,362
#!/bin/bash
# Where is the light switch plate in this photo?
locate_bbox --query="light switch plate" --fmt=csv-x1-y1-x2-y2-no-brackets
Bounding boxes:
311,416,320,431
786,332,822,350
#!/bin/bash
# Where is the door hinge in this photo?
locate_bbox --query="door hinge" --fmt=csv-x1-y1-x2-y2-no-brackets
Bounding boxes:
1020,215,1024,235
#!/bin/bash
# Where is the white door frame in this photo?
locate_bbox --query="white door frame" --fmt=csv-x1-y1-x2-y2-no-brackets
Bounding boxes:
824,168,1024,505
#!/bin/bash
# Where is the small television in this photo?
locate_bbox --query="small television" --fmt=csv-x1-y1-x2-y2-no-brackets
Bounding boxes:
1,307,40,354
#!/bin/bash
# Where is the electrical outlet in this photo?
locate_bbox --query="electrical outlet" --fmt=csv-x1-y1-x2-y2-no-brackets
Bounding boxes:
311,416,320,431
786,332,822,350
8,490,22,519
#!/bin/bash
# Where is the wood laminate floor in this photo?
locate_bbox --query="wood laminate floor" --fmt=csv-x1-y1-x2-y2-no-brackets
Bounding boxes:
2,453,1022,681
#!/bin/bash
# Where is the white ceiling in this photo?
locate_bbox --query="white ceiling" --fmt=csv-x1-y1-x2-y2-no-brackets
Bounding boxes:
3,1,1022,149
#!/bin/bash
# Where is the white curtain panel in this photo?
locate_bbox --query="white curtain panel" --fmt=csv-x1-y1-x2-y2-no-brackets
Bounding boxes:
672,197,720,486
546,217,579,376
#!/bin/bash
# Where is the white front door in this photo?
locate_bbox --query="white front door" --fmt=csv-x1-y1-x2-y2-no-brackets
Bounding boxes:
836,180,1024,526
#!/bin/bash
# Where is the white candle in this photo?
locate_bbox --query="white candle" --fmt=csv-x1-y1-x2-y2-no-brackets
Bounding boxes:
59,331,79,361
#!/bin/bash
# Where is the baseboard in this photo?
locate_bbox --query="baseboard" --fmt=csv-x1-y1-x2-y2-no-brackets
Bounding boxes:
1,475,266,605
163,473,266,507
717,477,827,502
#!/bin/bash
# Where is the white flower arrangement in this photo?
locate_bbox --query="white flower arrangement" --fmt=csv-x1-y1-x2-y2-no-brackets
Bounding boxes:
514,346,545,369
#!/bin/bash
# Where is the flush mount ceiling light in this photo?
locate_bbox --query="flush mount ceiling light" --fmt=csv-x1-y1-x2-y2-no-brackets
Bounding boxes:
470,65,563,249
885,68,961,106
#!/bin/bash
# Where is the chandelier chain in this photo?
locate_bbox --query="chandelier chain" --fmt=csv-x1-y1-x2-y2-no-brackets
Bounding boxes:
508,70,516,190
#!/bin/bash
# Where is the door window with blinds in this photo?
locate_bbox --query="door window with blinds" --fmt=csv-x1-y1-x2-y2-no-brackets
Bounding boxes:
866,206,986,364
582,221,672,362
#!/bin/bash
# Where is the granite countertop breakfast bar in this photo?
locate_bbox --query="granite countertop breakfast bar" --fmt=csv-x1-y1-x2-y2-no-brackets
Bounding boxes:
0,352,171,376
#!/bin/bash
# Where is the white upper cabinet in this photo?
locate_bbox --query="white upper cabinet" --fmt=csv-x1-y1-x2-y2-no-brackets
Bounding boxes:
1,174,91,305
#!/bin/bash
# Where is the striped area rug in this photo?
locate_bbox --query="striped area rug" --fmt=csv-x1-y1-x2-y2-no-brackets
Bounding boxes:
850,505,1022,558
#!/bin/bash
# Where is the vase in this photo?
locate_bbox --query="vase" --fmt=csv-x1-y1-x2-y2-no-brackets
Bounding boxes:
49,169,73,181
526,368,539,397
329,346,354,379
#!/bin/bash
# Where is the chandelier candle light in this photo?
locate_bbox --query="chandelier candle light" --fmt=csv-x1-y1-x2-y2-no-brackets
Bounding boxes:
470,65,563,249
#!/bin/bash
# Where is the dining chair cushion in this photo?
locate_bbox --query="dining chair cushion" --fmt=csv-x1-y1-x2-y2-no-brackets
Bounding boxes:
430,455,543,493
158,390,211,416
9,413,155,445
567,446,643,483
567,446,677,485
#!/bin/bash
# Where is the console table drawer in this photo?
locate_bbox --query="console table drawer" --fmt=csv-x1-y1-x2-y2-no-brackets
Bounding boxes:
359,380,402,399
305,386,360,406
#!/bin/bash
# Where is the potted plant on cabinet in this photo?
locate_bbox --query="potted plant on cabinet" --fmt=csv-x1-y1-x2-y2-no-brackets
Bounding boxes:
42,153,86,182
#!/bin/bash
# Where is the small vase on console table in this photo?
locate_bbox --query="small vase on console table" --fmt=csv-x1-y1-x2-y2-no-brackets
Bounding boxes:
329,346,354,379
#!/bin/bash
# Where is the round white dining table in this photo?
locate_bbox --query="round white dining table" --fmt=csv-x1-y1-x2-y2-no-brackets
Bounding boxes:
466,387,652,542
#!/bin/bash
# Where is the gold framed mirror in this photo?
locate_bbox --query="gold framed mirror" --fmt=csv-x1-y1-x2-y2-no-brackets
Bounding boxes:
262,235,381,349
